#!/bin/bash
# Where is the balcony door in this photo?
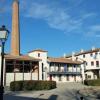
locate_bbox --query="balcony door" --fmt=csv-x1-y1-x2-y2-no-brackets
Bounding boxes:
49,75,52,81
59,75,61,81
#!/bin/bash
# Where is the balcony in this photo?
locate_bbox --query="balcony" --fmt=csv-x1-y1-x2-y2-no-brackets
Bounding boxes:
48,71,81,75
85,66,100,71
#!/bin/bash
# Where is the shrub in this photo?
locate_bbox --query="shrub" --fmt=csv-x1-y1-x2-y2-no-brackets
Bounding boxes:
10,81,23,91
10,80,56,91
84,79,100,86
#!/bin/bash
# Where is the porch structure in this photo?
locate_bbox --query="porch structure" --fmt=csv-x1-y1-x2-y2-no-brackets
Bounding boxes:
4,54,41,86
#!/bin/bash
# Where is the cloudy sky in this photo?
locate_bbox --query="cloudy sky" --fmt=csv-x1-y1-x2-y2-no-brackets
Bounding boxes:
0,0,100,57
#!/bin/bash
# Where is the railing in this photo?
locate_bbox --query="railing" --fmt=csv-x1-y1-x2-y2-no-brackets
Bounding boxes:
50,69,81,73
85,67,100,71
48,71,81,75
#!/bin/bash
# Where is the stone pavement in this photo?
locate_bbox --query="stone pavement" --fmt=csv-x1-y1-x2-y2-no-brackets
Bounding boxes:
4,82,90,100
79,87,100,100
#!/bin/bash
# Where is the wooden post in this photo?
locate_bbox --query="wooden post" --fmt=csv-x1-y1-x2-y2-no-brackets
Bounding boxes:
30,61,32,80
38,62,39,80
22,61,24,81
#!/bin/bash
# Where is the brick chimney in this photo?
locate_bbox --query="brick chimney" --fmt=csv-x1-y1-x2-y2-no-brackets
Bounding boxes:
11,0,20,56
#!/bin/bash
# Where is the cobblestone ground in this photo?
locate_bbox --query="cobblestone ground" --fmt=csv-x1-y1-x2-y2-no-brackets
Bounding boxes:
4,82,91,100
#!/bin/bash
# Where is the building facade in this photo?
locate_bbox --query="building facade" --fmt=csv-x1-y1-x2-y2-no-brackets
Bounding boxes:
28,50,82,83
66,47,100,81
0,47,83,86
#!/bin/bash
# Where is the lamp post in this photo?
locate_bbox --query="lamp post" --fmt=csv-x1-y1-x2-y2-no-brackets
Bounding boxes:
0,25,9,100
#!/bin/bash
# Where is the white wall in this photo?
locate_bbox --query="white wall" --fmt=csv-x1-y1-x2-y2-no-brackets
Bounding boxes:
50,75,82,82
28,51,49,80
85,71,94,80
78,52,100,70
70,50,100,80
6,73,38,86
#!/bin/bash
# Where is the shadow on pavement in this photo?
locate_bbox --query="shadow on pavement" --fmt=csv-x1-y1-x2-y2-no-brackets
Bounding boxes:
48,95,58,100
4,94,58,100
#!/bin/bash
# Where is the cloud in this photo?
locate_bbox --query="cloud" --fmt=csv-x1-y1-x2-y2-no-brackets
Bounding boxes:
81,13,96,20
20,0,98,36
87,25,100,38
66,0,83,10
24,2,83,33
90,25,100,31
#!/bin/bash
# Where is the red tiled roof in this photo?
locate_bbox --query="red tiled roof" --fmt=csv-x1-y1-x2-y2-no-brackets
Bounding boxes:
28,49,48,53
47,57,82,64
4,54,41,61
66,48,100,58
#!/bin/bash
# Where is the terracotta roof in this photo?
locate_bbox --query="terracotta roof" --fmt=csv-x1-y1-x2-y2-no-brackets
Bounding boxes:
47,57,82,64
4,54,41,61
28,49,48,53
66,48,100,58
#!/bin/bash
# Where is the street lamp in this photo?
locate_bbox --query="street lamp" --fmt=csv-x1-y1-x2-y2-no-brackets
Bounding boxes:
0,25,9,100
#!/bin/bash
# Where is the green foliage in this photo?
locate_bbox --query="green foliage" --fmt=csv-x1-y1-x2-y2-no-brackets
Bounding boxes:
84,79,100,86
10,81,23,91
10,80,56,91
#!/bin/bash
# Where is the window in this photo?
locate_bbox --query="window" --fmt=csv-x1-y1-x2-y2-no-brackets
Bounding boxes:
90,53,93,57
85,62,88,66
24,65,31,73
58,66,61,72
84,61,87,66
94,52,98,59
50,63,54,67
83,54,85,58
59,75,62,81
74,65,76,68
64,64,67,72
76,57,78,60
85,74,87,79
38,53,40,57
58,64,61,72
88,75,91,79
96,61,99,67
66,75,69,81
42,63,44,72
91,61,94,66
53,75,56,78
6,65,14,73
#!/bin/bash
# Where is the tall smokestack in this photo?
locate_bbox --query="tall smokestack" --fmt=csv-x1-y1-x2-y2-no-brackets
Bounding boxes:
11,0,20,56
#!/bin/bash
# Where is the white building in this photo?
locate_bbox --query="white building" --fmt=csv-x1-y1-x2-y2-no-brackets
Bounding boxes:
0,48,83,86
66,47,100,81
28,49,82,83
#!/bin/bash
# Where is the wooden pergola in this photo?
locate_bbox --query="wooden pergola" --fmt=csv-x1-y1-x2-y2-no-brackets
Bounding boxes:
4,54,41,86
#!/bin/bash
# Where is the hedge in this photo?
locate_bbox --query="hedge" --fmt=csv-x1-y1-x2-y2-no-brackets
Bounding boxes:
84,79,100,86
10,80,56,91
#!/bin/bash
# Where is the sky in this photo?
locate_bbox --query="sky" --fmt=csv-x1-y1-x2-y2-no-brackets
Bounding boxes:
0,0,100,57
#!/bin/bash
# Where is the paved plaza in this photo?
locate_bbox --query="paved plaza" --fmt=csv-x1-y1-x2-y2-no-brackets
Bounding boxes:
4,82,90,100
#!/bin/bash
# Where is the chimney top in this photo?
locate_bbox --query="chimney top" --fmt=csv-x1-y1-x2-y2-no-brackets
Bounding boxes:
63,53,66,58
13,0,19,3
80,49,84,53
72,51,75,56
92,46,95,51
